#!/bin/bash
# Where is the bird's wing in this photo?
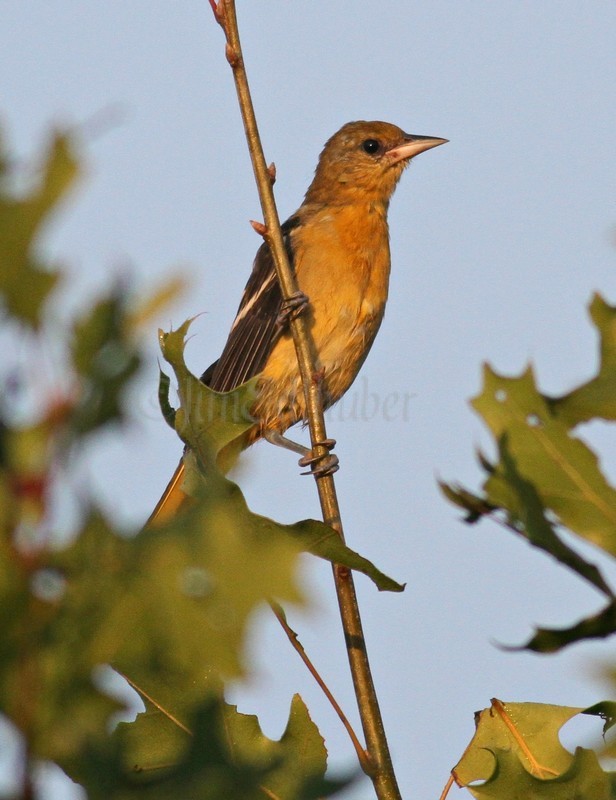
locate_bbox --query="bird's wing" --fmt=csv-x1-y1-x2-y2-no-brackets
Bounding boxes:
201,215,299,392
148,217,299,527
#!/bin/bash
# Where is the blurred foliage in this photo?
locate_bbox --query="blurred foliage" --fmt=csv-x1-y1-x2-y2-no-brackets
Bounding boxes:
67,690,349,800
442,294,616,652
69,288,142,435
0,126,352,798
0,129,77,328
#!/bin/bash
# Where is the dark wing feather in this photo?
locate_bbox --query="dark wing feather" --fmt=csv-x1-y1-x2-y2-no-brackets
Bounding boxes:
201,217,299,392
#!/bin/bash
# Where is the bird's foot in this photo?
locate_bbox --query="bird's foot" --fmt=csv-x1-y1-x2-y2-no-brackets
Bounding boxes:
263,430,339,477
276,291,310,327
299,438,339,477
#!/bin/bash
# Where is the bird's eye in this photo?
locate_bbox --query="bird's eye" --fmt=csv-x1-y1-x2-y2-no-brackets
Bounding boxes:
361,139,381,155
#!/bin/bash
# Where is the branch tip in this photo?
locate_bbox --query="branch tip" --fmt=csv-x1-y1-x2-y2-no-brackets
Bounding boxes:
249,219,268,237
208,0,226,26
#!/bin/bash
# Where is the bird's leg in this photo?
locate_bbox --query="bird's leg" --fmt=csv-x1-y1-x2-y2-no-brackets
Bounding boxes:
263,430,339,477
276,290,310,327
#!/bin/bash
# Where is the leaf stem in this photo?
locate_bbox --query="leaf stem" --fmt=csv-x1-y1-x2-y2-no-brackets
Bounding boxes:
269,600,370,773
208,2,402,797
438,774,455,800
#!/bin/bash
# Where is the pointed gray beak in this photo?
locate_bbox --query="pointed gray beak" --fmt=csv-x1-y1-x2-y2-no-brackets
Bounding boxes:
386,134,448,164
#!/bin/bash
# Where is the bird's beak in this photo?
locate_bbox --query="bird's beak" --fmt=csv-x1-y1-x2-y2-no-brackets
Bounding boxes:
386,134,448,164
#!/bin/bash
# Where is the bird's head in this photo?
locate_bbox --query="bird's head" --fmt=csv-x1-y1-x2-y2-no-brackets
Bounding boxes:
304,120,447,207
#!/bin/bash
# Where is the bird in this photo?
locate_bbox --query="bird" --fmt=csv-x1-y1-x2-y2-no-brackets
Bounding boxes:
149,120,447,525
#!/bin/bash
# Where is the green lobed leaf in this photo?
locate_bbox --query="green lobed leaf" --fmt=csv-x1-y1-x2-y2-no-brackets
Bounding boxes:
225,693,351,800
473,365,616,556
548,294,616,426
288,519,404,592
139,466,305,686
180,450,403,594
158,318,258,468
453,700,581,786
65,698,269,800
441,421,613,606
442,295,616,644
97,493,302,688
522,599,616,653
68,691,349,799
452,700,611,799
468,746,610,800
487,440,614,599
0,129,80,327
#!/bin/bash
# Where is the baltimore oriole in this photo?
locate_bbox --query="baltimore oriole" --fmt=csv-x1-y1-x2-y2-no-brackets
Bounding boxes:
150,120,446,524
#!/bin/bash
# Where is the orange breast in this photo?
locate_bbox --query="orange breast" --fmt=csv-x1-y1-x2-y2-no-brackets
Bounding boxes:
249,202,391,438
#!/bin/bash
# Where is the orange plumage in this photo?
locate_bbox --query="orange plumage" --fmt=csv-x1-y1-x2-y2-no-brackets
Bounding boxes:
149,121,446,524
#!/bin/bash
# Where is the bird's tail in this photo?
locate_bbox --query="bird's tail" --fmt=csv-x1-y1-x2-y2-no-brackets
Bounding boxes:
146,460,190,527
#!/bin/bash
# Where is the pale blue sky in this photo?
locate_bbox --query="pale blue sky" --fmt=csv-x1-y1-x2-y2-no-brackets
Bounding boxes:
2,2,616,798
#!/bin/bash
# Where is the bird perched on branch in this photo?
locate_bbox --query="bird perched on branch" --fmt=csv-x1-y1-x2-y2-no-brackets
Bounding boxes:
150,120,446,524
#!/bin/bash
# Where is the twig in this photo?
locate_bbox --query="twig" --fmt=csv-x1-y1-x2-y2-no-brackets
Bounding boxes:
208,3,402,798
269,600,371,773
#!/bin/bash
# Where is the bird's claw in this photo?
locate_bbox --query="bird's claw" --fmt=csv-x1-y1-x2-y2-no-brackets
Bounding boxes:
299,439,339,477
277,291,309,327
300,454,340,477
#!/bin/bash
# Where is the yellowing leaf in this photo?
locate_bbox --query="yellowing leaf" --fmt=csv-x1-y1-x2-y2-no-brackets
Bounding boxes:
452,700,610,799
469,746,609,800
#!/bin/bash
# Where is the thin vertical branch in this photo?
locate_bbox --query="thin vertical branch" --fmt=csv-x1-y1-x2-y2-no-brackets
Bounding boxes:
208,3,402,798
